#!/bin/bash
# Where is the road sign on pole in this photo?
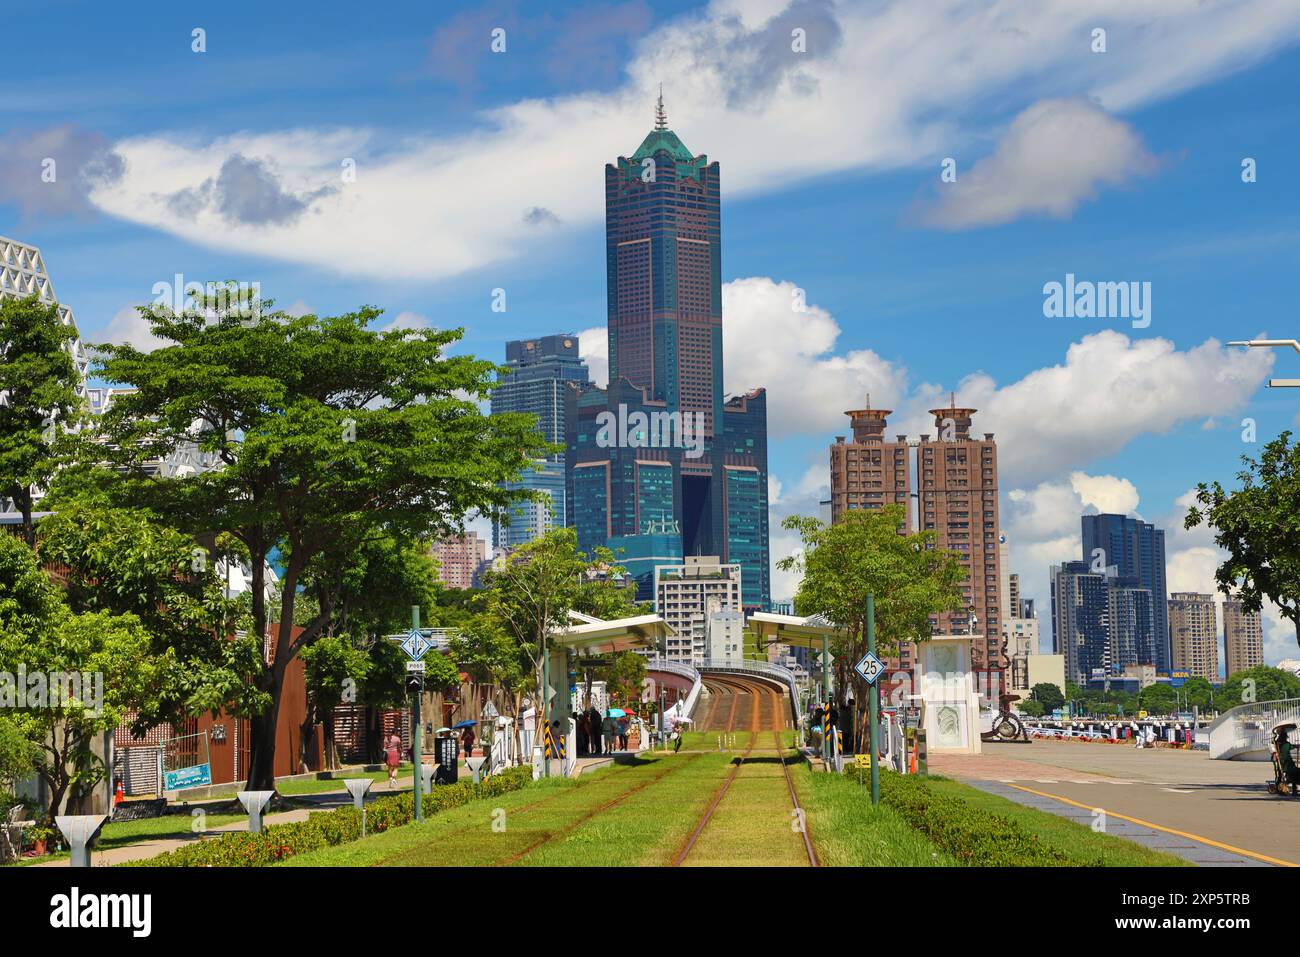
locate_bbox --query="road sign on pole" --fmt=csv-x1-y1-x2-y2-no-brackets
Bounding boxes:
854,651,885,686
409,606,424,821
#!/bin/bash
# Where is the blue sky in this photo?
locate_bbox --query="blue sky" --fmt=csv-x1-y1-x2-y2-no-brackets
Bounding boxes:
3,0,1299,664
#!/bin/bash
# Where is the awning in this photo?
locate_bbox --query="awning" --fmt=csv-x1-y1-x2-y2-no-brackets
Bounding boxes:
747,612,844,649
550,613,673,655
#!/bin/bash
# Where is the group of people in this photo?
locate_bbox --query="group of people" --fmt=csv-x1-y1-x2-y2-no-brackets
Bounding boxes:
574,707,630,756
381,724,478,789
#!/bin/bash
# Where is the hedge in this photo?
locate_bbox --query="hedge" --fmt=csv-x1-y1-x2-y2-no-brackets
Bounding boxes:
129,766,533,867
874,770,1074,866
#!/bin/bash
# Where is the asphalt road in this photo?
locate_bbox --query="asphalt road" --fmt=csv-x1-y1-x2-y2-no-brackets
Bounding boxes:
930,740,1298,867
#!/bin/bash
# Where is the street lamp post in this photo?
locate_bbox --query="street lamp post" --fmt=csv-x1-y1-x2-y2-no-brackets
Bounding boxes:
1229,339,1300,387
867,594,880,807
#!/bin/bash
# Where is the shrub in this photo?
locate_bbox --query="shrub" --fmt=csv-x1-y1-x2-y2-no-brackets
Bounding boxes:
874,770,1073,867
130,766,532,867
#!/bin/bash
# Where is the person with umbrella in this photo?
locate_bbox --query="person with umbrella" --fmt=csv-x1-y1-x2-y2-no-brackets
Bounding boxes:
602,709,618,754
455,720,476,762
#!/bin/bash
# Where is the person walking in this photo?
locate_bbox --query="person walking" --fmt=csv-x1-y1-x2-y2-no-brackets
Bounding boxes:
618,715,629,751
672,724,683,753
460,725,476,762
602,711,618,753
576,711,590,756
588,707,603,756
384,731,402,789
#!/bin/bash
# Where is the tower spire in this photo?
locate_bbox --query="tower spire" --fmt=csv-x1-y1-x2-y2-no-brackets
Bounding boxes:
655,84,667,130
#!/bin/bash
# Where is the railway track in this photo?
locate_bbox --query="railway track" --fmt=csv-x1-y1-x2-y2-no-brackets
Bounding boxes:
671,673,818,867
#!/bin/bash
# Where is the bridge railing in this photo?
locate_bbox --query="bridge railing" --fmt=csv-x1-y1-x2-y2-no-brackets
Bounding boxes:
693,657,802,723
645,658,703,723
1206,697,1300,759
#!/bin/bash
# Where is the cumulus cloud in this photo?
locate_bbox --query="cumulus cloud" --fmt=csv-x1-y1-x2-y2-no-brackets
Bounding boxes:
722,277,908,439
85,1,1300,280
916,98,1160,229
100,306,166,352
166,154,336,227
0,125,124,220
897,331,1273,487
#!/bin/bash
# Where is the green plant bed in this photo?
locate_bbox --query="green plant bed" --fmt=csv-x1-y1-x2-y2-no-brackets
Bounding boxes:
804,767,953,866
127,766,533,866
924,777,1189,867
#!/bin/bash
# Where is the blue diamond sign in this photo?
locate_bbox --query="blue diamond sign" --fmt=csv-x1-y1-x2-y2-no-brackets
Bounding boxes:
400,629,431,662
854,651,885,686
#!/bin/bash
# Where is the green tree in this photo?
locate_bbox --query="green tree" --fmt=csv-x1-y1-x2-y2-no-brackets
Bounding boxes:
1186,432,1300,649
0,534,166,824
1017,699,1044,717
1216,665,1300,710
480,528,627,729
0,295,82,546
1139,683,1178,715
299,635,370,770
0,716,40,798
777,505,966,744
1029,682,1065,714
83,294,546,789
36,501,266,728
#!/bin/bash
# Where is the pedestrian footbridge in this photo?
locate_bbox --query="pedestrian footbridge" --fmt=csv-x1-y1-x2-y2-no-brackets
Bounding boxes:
646,657,801,730
1207,698,1300,760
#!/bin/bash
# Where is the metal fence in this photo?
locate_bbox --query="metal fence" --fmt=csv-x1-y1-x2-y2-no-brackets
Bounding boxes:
693,657,802,723
1206,697,1300,759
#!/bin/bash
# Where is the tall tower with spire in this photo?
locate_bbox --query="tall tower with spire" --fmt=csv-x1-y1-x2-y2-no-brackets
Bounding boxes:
567,92,771,620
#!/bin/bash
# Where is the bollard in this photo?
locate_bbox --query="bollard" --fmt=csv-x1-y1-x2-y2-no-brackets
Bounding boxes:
55,815,106,868
420,763,435,792
465,756,487,784
237,791,275,833
343,778,372,809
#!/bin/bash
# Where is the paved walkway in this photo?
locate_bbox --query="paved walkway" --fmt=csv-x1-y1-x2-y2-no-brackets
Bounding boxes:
931,740,1298,867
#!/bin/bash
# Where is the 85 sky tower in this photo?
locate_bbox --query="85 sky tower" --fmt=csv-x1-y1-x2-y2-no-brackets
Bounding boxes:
567,95,770,613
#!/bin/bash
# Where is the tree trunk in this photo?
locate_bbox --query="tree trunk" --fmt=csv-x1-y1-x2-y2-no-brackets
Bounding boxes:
323,712,338,770
245,664,284,791
17,488,35,549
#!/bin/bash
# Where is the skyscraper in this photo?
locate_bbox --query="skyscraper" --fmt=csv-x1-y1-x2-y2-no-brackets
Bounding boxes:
1081,514,1170,672
568,96,770,613
918,398,1003,669
1223,600,1264,676
1051,560,1111,685
432,532,490,590
490,335,589,550
1107,585,1157,670
1169,592,1218,681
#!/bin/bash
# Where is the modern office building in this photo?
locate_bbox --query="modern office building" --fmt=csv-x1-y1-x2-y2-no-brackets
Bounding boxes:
432,532,490,590
653,555,742,662
1168,592,1219,681
567,98,770,613
1051,560,1111,685
1081,513,1170,672
608,518,683,602
1222,600,1264,676
491,335,590,551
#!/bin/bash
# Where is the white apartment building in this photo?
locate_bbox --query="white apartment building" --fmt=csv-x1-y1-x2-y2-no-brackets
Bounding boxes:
654,555,742,662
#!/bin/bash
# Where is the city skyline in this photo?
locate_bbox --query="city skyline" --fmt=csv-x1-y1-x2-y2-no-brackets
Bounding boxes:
5,1,1300,664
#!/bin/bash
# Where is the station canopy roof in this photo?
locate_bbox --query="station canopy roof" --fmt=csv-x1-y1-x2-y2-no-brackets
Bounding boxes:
748,612,844,650
550,611,673,655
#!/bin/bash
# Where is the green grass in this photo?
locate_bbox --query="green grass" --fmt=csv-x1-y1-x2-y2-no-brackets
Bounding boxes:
924,777,1190,867
803,767,954,866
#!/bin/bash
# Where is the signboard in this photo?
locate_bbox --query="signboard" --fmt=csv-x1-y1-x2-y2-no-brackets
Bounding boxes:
405,660,425,673
853,652,885,686
854,754,872,769
163,763,212,791
434,736,459,784
400,629,431,662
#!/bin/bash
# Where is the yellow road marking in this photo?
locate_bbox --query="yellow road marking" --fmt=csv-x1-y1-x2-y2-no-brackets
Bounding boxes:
1004,782,1299,868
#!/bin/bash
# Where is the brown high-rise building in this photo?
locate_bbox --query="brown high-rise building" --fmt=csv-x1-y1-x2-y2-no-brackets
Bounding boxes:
918,397,1003,671
828,396,912,524
1222,599,1264,676
827,395,1002,675
1169,592,1218,681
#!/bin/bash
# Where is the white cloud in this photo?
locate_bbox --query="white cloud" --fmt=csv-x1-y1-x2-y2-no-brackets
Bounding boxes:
723,277,908,438
85,1,1300,280
917,98,1159,229
578,326,608,388
101,306,165,352
381,310,430,332
898,331,1272,487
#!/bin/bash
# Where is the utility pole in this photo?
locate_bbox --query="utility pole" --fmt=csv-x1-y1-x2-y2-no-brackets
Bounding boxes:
867,594,880,806
411,605,424,821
